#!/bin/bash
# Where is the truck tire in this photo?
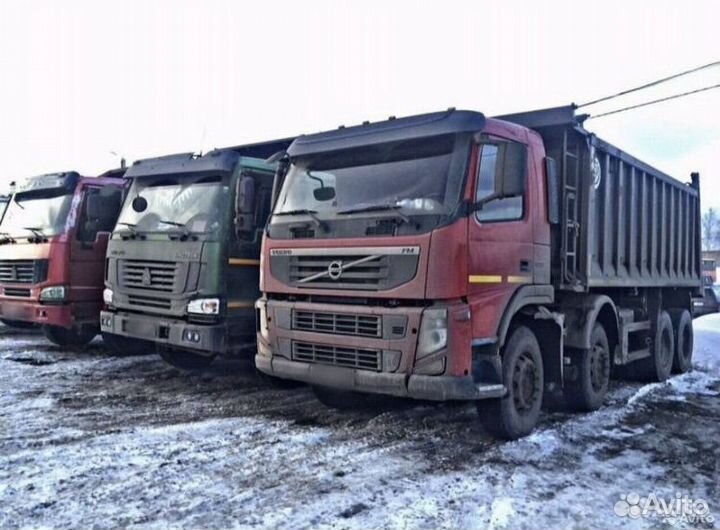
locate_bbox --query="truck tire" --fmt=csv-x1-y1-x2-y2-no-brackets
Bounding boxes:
669,309,693,374
477,325,543,440
634,311,674,382
564,323,610,412
157,344,215,371
0,318,36,329
102,333,154,356
312,386,382,411
42,325,97,347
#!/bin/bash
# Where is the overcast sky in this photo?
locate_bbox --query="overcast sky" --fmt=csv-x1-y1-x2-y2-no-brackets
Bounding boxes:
1,0,718,210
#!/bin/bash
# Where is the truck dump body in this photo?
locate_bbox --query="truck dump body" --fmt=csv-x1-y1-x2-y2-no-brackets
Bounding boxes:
499,106,702,291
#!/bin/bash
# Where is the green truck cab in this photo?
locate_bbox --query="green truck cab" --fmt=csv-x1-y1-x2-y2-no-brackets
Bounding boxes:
100,140,291,368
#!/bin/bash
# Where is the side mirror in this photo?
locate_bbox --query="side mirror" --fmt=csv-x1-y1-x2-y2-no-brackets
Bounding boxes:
545,157,560,224
234,175,256,235
313,186,336,202
496,142,527,198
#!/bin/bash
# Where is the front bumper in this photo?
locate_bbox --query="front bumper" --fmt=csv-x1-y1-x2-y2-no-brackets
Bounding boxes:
256,298,504,401
256,354,504,400
0,298,91,328
100,310,227,356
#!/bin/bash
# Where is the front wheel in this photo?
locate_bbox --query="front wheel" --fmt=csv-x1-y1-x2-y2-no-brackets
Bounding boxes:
477,325,544,440
157,344,215,371
42,325,97,347
102,333,154,356
564,323,611,412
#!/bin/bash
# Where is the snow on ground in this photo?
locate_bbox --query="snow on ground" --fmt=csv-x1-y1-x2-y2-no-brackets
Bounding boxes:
0,316,719,529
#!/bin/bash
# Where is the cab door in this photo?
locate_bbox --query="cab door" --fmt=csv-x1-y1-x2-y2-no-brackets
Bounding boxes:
466,132,536,340
69,184,123,317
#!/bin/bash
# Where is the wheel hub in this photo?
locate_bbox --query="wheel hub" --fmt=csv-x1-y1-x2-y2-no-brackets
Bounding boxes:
512,352,539,413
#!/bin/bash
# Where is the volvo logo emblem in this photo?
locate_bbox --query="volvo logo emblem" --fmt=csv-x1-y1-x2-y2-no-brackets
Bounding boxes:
327,260,343,280
141,268,152,286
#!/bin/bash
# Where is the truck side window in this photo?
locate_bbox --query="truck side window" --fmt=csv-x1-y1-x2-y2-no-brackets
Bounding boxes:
77,187,122,242
475,144,524,222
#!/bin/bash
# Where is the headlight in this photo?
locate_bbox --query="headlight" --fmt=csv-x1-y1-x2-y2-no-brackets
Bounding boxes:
39,285,67,302
187,298,220,315
257,300,269,340
103,288,113,304
417,308,448,357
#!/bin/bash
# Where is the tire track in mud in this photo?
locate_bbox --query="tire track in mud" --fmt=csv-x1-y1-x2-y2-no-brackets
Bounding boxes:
0,322,718,529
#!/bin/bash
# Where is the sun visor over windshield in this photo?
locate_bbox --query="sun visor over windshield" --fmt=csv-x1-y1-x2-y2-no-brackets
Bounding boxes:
287,109,486,158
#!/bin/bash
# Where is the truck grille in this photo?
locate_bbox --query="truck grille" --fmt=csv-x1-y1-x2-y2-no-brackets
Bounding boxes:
127,294,172,310
292,310,381,337
292,341,381,371
289,255,388,290
120,260,178,292
3,287,31,297
0,259,46,284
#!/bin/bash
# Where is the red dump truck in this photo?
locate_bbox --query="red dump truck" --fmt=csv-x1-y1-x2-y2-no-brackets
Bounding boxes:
0,169,126,344
255,106,702,439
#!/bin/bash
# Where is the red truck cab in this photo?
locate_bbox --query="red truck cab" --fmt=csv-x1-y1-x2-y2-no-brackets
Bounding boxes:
256,107,701,439
0,170,126,345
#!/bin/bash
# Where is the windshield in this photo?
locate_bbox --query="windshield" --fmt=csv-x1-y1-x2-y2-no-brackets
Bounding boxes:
115,175,229,235
273,134,468,219
0,191,74,238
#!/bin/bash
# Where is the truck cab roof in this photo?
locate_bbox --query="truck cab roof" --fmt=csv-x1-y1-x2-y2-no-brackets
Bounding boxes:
287,109,487,158
125,138,294,179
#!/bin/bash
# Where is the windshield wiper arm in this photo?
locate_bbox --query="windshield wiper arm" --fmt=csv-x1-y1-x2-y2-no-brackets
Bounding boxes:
273,209,327,232
337,203,412,224
22,227,45,236
0,231,16,244
158,220,191,236
117,222,141,235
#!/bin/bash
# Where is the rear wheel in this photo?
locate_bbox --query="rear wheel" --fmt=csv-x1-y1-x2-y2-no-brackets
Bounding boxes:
0,318,36,329
102,333,154,356
477,325,543,439
157,344,215,371
564,323,611,411
42,325,97,347
634,311,674,382
669,309,693,373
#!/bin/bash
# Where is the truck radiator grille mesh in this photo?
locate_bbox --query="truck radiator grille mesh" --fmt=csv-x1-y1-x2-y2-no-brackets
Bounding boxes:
292,310,381,337
292,341,381,371
120,260,178,292
127,294,172,310
0,260,46,284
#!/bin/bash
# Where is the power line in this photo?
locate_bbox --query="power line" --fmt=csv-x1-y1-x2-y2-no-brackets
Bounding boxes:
577,60,720,108
588,83,720,119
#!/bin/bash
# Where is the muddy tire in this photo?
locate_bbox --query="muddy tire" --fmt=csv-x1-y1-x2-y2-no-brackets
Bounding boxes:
564,323,611,412
477,325,543,440
157,344,215,371
312,386,380,410
102,333,154,356
0,318,36,329
42,325,97,347
669,309,693,374
634,311,674,382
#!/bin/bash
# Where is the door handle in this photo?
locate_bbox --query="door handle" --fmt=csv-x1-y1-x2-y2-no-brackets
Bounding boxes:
519,260,531,273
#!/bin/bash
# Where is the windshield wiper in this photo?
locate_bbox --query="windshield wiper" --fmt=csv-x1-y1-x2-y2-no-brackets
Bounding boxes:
337,203,412,224
116,222,142,236
158,220,191,237
273,209,327,232
0,231,16,244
